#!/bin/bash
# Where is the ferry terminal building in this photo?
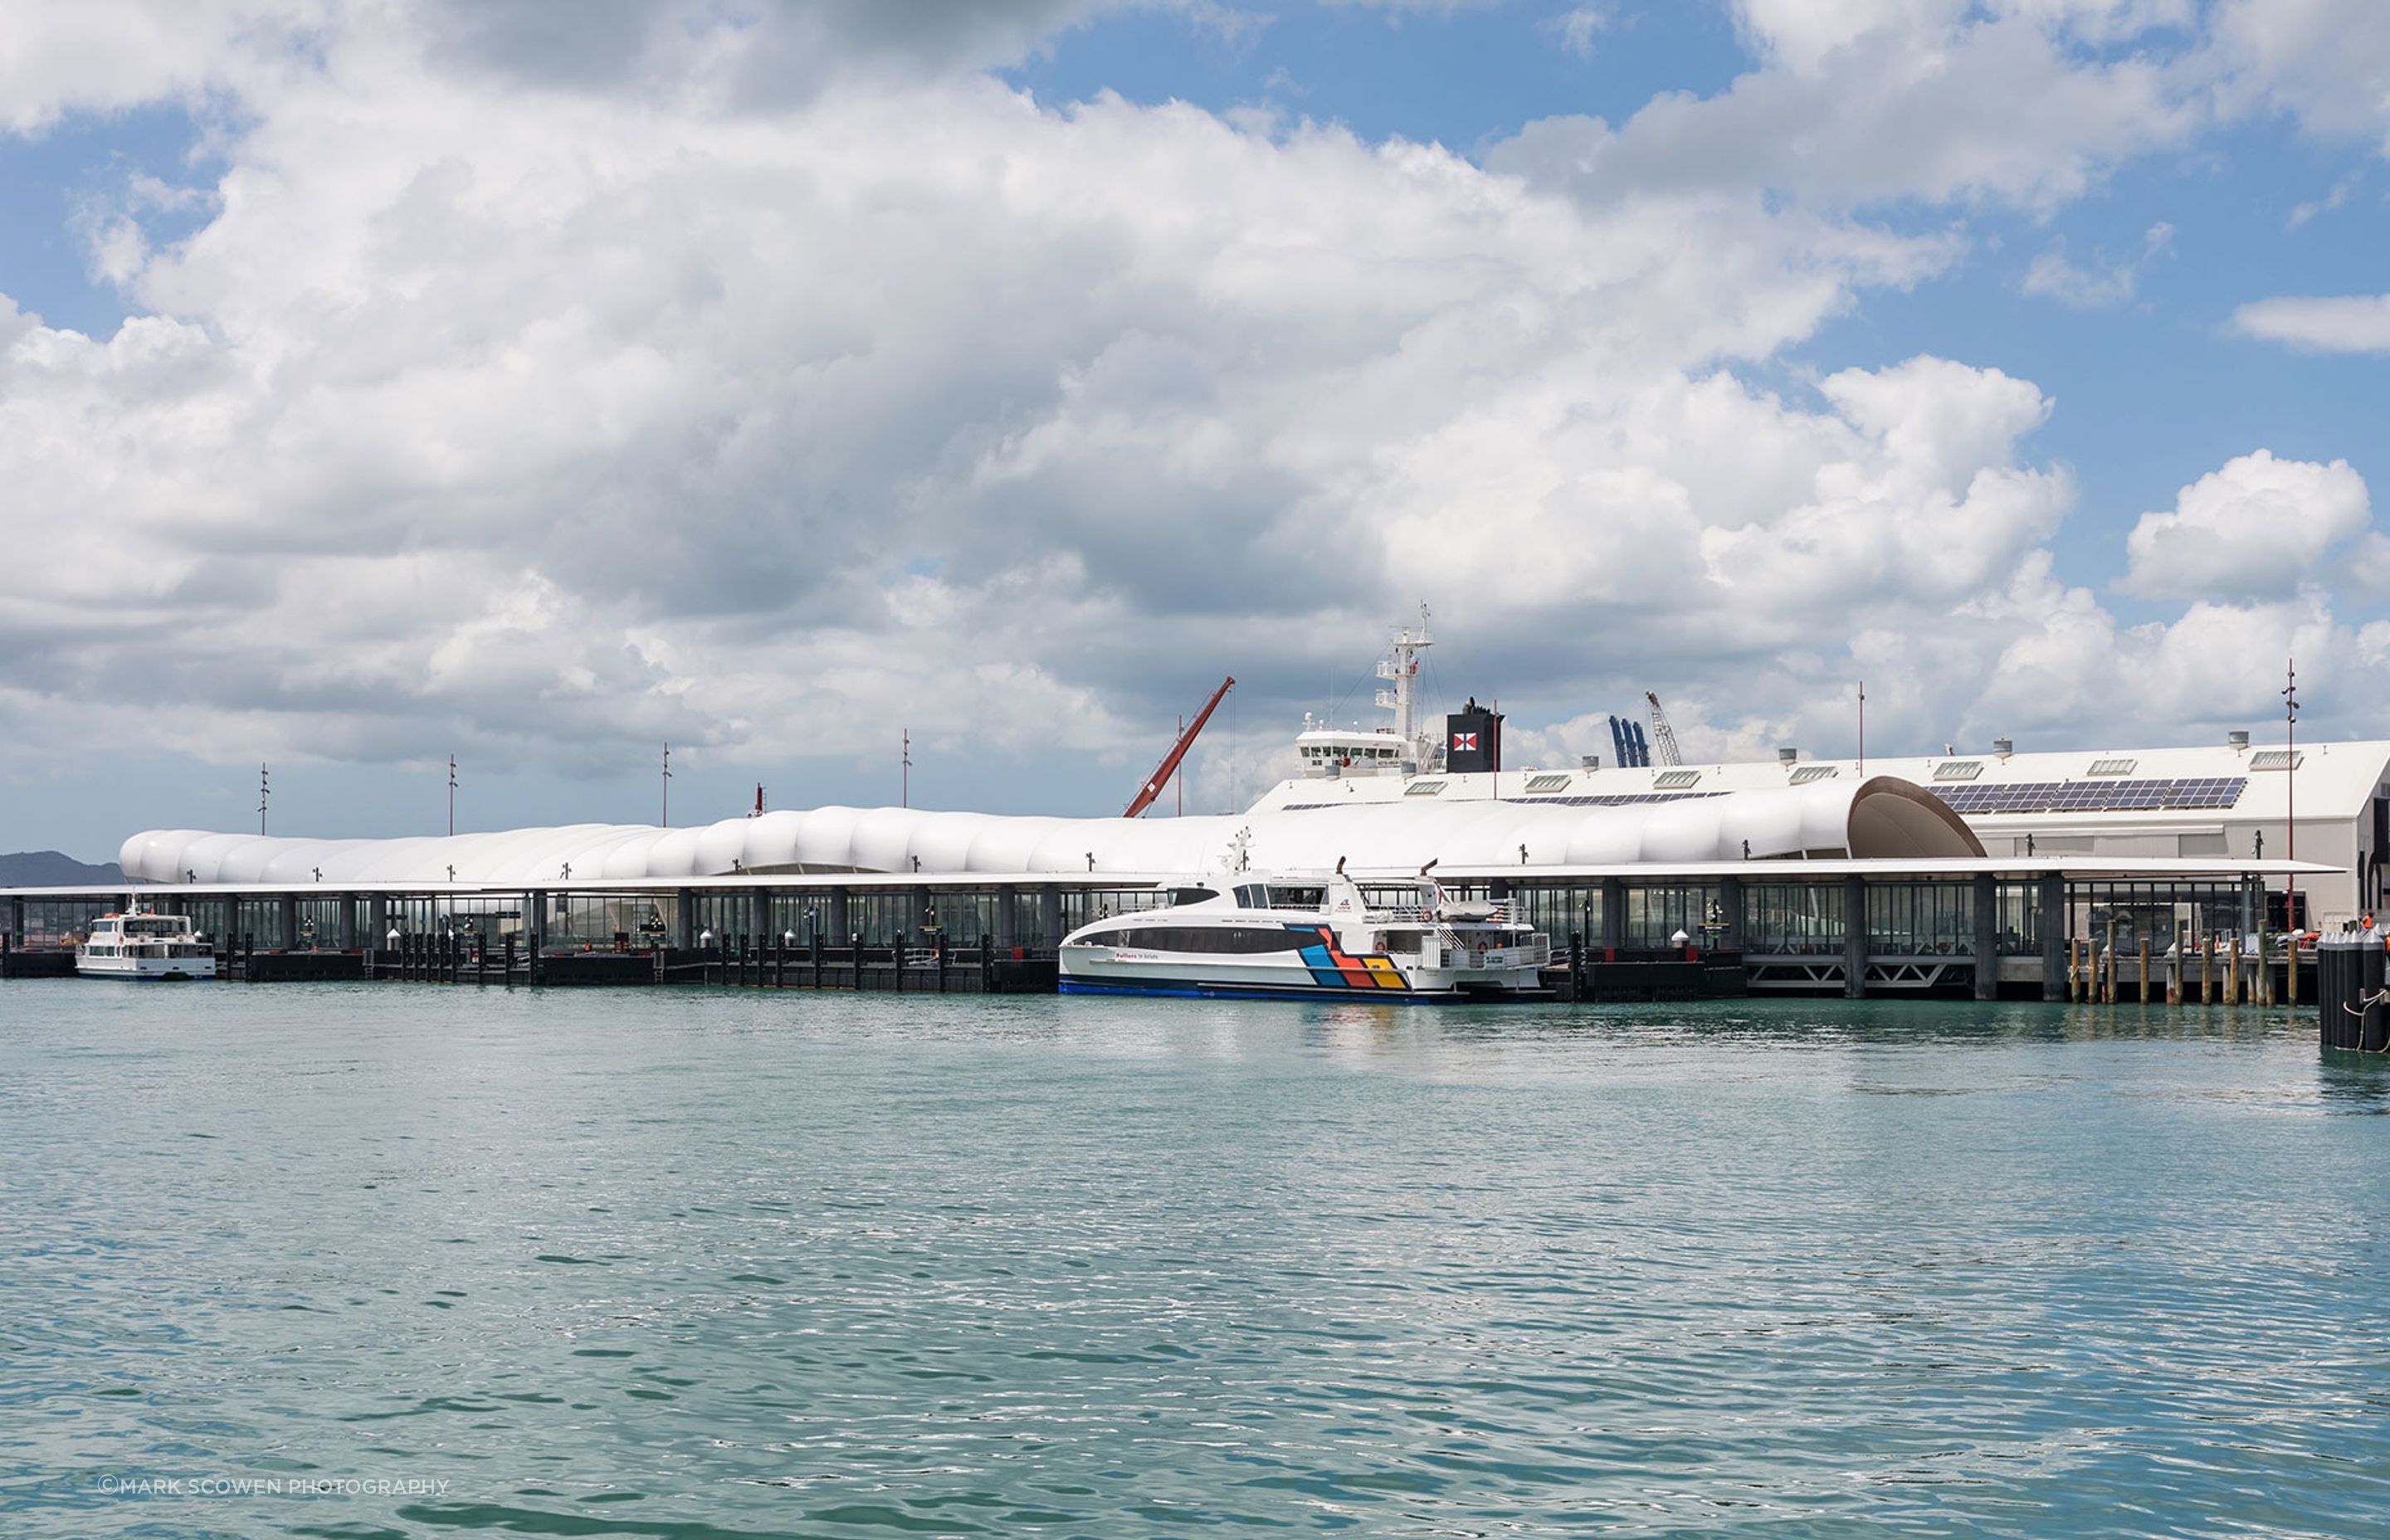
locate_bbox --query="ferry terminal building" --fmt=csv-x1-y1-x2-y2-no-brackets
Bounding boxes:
6,732,2377,1001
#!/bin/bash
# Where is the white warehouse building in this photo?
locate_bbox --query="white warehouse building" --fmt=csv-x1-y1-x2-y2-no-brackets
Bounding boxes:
1257,733,2389,929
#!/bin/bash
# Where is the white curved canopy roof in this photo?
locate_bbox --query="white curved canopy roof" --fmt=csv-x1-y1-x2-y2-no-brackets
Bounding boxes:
120,777,1979,886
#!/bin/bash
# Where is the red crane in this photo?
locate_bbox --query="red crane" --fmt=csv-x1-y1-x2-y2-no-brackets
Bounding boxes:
1124,676,1235,817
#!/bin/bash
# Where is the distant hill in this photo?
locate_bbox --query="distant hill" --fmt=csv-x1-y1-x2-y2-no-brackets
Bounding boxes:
0,850,125,886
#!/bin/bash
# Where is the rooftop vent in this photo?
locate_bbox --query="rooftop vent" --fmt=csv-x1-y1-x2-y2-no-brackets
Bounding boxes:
1778,747,1799,764
1403,779,1447,796
1993,738,2013,758
2228,730,2250,752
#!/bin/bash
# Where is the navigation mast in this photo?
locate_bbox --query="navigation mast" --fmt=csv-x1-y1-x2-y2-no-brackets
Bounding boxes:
1375,604,1436,770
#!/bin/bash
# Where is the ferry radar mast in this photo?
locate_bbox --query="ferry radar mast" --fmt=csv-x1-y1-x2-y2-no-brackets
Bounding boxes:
1374,604,1436,771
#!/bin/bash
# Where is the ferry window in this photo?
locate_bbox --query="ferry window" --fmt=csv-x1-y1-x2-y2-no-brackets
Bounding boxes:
1266,886,1325,909
1110,926,1303,953
1167,887,1220,907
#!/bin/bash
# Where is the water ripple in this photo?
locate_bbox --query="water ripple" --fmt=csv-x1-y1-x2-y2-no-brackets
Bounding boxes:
2,984,2386,1537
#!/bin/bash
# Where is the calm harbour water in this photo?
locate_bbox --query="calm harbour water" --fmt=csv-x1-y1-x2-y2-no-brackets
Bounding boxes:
2,982,2388,1539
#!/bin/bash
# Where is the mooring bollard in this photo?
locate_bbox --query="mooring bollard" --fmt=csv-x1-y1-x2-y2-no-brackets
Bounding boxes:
2318,933,2388,1050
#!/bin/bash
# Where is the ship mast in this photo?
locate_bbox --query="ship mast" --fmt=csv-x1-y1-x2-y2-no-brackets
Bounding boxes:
1375,603,1435,771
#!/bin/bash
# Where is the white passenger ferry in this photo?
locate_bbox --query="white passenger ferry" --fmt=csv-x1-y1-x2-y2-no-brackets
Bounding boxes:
76,910,217,980
1060,869,1550,1001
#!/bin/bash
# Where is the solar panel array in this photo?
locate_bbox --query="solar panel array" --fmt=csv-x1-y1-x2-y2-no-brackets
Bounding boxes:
1278,791,1726,813
1285,777,2246,816
1929,777,2247,815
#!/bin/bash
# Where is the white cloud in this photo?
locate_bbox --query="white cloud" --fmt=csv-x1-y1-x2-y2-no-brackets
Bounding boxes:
2207,0,2390,154
2229,293,2390,353
3,0,2388,819
1546,5,1612,56
1492,4,2197,214
2020,220,2172,307
2119,449,2373,600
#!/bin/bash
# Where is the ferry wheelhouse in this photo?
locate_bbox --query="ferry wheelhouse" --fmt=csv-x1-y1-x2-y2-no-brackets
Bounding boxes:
76,910,217,981
1060,870,1550,1001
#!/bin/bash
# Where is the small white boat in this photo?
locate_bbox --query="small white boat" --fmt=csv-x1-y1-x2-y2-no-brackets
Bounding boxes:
1060,869,1550,1001
76,909,217,981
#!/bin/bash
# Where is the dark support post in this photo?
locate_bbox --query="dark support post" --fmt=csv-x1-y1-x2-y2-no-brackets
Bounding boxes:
1039,889,1061,950
337,895,357,951
996,885,1018,951
529,929,541,986
279,894,300,953
502,931,515,984
676,888,696,952
1843,875,1867,1000
828,887,851,949
1973,872,1997,1001
1568,929,1585,1000
1719,875,1744,952
8,895,22,950
1601,877,1625,958
2039,873,2066,1002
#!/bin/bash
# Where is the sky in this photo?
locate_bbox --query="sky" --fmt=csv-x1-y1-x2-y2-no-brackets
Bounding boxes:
5,0,2390,861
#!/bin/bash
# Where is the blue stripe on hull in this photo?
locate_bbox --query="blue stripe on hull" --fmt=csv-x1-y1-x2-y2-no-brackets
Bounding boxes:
1061,975,1454,1003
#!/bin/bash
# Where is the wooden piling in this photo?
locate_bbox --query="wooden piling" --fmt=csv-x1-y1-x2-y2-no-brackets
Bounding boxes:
2139,938,2150,1004
2257,928,2273,1006
2202,936,2212,1004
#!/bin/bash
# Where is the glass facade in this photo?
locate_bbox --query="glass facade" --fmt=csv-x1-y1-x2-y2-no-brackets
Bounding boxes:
1622,884,1720,948
1513,884,1603,950
1866,882,1973,956
1744,883,1846,954
2068,880,2255,956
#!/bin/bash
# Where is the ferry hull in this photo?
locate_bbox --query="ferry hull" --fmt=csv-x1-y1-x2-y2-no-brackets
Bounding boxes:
1060,972,1549,1002
76,957,217,981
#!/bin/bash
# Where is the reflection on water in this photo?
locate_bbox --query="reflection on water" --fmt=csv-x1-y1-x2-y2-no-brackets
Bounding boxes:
3,982,2387,1538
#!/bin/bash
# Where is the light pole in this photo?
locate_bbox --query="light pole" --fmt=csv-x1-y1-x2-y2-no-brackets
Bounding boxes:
2284,659,2299,936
